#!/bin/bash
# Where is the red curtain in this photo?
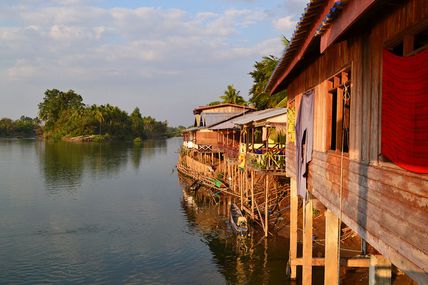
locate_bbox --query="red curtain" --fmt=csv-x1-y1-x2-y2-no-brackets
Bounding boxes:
382,48,428,173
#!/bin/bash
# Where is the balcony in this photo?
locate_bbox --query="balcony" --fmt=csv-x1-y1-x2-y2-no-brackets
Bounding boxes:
244,143,286,171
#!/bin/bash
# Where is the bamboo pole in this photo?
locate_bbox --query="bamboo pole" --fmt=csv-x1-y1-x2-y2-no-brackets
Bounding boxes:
265,174,269,237
240,169,243,209
233,164,236,195
251,170,254,219
245,169,248,207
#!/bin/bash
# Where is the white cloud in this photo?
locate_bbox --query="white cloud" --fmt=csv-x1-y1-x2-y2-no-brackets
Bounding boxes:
7,59,38,79
0,1,305,125
272,16,296,32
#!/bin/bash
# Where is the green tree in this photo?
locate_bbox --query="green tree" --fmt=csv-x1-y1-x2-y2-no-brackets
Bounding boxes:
208,101,222,106
248,55,286,110
220,84,247,105
0,118,14,136
130,107,144,138
35,89,170,140
93,107,105,135
248,37,289,110
38,89,84,130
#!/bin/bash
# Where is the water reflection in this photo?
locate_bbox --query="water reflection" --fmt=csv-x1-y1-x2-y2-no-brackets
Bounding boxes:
130,139,167,170
36,140,167,194
179,175,293,284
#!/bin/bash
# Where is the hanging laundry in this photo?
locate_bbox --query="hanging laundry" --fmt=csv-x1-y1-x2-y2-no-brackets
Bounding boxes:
382,48,428,173
262,127,268,141
295,89,314,197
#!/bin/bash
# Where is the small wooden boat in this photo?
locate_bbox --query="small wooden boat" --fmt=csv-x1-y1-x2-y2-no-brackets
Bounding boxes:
189,180,202,192
230,203,248,236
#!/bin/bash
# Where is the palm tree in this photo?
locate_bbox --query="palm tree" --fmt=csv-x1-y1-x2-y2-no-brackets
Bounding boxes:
220,85,247,105
94,109,104,135
248,37,289,110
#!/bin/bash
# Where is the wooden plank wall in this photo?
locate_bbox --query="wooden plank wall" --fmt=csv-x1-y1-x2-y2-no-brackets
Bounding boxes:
284,0,428,283
308,152,428,284
195,131,218,146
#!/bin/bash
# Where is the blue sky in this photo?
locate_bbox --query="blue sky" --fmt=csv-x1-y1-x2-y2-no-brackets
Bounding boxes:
0,0,307,126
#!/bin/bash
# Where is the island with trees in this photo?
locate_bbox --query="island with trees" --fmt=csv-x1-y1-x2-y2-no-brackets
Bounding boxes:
0,89,185,141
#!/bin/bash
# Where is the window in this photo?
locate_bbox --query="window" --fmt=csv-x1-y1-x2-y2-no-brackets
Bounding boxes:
327,68,351,153
389,26,428,56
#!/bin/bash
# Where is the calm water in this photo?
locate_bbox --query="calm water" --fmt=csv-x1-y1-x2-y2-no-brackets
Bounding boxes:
0,138,292,284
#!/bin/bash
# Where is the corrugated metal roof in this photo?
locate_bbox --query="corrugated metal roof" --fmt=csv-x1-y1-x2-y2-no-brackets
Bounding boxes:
200,112,243,127
234,108,286,125
209,117,241,130
209,108,286,130
193,103,255,114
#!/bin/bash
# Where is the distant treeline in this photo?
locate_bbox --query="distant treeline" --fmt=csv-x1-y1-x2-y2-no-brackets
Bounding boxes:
0,116,41,138
0,89,185,141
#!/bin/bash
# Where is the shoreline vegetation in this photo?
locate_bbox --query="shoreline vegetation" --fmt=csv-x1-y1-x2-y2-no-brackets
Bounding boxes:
0,89,185,142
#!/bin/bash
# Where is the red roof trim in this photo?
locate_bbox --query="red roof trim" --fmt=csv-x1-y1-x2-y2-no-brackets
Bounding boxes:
269,0,376,94
270,0,336,94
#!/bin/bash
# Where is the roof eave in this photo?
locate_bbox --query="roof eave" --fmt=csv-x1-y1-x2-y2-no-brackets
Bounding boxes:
267,0,376,95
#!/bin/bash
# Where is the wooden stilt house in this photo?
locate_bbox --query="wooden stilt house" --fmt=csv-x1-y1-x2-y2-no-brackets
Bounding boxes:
267,0,428,284
182,103,254,153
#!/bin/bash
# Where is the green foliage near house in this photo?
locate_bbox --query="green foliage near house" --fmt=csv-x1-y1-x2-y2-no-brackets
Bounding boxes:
208,84,248,106
248,55,287,110
220,85,247,105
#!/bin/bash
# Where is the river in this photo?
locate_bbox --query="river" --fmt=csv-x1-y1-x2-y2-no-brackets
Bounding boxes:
0,137,294,284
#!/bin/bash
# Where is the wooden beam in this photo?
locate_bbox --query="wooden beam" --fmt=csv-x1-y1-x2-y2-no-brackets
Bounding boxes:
289,178,298,280
346,258,370,268
324,209,340,285
291,257,325,267
303,198,313,285
336,87,344,151
369,255,392,285
320,0,376,53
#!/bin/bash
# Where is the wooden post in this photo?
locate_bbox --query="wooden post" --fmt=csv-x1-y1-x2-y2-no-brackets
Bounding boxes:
251,128,255,152
336,87,344,151
224,157,227,177
403,34,414,56
289,178,298,280
303,197,313,285
265,174,269,237
251,170,254,219
240,170,243,209
369,255,392,285
324,209,340,285
233,165,236,194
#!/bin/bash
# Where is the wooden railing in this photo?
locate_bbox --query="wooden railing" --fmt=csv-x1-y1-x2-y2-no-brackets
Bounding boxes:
198,144,213,152
246,152,286,171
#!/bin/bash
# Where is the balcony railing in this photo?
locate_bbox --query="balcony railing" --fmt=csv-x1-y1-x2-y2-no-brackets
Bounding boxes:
246,152,286,171
198,144,213,152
